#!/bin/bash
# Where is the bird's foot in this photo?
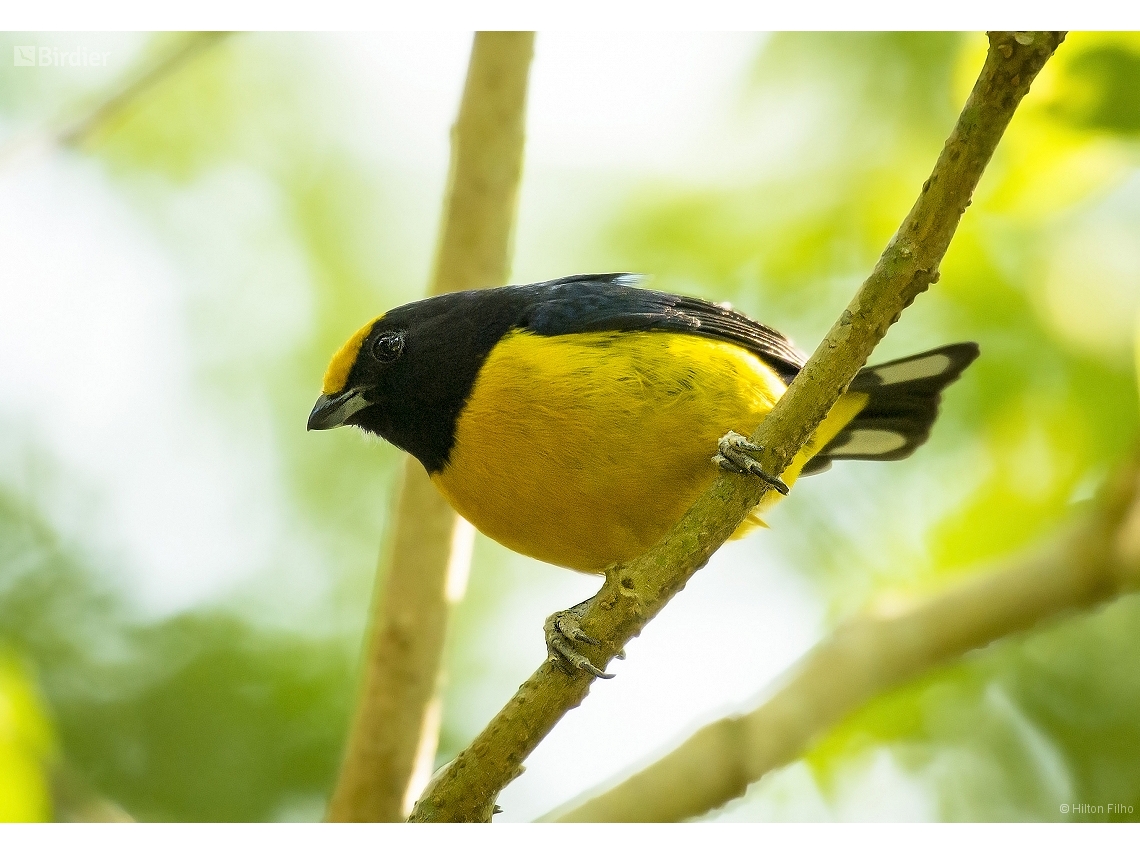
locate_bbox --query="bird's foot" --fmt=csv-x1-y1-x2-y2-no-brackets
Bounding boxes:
713,431,790,495
544,600,614,679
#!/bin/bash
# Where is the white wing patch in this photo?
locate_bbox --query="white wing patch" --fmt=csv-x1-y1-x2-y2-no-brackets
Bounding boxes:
871,353,952,385
826,429,909,457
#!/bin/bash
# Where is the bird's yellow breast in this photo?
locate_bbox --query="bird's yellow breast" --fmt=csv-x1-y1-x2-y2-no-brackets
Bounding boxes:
430,329,855,574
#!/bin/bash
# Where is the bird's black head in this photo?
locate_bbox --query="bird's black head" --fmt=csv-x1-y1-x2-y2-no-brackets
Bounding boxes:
307,288,526,473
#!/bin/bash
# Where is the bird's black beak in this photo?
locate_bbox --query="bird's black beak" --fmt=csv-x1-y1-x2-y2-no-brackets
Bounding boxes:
307,388,373,431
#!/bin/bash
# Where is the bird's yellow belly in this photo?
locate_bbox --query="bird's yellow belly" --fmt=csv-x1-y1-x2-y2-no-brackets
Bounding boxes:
430,330,789,573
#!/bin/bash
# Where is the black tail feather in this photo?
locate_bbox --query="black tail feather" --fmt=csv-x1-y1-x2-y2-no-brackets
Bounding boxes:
805,343,979,473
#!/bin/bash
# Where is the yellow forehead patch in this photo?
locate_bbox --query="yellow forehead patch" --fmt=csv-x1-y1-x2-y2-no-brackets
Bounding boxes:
322,316,382,395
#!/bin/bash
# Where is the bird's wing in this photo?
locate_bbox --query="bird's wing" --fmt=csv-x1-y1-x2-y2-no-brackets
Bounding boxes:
516,273,806,383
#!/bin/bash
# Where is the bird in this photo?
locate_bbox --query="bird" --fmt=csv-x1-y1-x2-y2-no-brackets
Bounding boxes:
309,273,979,676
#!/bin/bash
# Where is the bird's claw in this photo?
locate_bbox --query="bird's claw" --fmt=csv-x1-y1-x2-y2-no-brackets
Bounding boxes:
544,601,614,679
714,431,790,495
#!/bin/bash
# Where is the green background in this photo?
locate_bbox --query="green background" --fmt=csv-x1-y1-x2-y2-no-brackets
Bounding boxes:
1,32,1139,821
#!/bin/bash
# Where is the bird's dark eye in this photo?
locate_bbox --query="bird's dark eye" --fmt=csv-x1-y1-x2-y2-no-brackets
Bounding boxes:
371,331,405,364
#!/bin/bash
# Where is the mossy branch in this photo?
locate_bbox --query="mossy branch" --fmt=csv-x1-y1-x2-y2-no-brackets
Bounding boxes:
409,32,1065,823
546,451,1140,821
326,32,535,822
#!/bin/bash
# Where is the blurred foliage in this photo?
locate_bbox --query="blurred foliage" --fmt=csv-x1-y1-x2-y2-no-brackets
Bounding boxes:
2,30,1140,822
1047,38,1140,136
0,483,353,820
46,33,410,547
804,596,1140,821
0,651,54,821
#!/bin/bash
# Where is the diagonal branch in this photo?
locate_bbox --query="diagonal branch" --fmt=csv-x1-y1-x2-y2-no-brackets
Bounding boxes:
545,452,1140,821
409,32,1066,823
59,32,231,149
51,761,136,822
325,32,535,823
0,32,230,171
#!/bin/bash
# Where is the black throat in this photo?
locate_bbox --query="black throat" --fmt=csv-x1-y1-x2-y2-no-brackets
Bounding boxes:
347,288,531,473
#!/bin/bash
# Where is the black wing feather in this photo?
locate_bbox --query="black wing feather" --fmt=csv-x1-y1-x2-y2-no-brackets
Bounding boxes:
516,273,806,383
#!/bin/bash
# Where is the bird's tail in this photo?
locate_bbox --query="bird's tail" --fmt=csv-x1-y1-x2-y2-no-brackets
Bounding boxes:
732,342,979,539
800,342,980,477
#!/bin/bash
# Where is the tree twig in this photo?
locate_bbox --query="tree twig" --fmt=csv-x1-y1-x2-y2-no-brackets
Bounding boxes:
545,452,1140,821
50,762,136,822
59,32,231,149
325,31,535,823
408,31,1066,823
0,32,230,170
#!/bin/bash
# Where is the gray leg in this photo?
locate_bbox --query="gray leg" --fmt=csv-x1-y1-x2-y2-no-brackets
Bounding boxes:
713,431,790,495
544,599,614,679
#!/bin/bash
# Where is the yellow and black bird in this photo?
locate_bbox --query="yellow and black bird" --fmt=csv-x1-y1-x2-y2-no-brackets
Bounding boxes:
309,273,978,674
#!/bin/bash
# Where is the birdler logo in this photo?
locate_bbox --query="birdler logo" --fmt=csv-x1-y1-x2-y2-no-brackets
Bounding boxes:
13,45,112,67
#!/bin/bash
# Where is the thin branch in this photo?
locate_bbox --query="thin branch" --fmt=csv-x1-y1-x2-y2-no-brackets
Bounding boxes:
409,32,1066,823
545,453,1140,821
325,32,535,823
50,762,135,822
0,32,230,170
59,32,231,148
